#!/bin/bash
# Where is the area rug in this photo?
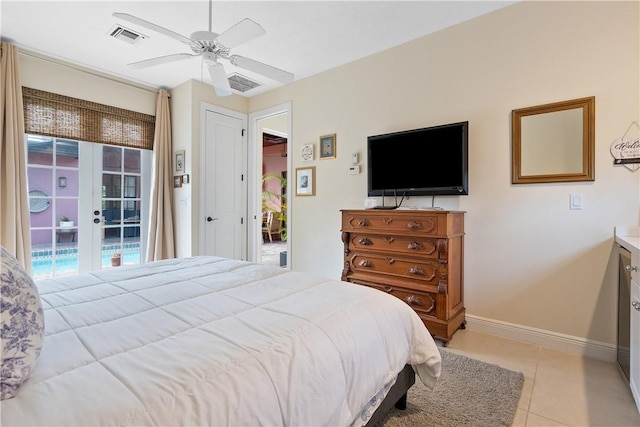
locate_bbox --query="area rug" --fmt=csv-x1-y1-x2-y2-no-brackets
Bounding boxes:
379,349,524,427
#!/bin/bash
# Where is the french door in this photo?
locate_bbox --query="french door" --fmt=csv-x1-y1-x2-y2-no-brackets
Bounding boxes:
27,135,150,278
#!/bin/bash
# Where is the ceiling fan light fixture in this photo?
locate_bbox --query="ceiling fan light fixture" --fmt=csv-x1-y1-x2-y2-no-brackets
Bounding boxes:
202,52,218,65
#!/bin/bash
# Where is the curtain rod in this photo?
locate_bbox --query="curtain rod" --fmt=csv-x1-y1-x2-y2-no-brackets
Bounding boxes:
17,49,170,96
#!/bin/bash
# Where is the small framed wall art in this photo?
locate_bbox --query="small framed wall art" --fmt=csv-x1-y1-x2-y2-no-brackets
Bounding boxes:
295,166,316,196
173,175,182,188
301,144,314,161
175,150,185,173
319,134,336,159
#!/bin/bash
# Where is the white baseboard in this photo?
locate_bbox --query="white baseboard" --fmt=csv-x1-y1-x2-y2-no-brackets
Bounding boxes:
465,314,617,362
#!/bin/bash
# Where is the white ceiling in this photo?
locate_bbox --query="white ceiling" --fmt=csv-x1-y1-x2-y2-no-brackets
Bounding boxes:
1,0,516,97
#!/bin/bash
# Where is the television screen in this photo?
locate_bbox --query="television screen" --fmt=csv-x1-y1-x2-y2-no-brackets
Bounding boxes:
367,121,468,197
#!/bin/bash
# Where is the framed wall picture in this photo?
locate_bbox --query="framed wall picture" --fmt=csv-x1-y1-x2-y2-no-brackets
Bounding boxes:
175,150,185,173
295,166,316,196
301,143,314,161
319,134,336,159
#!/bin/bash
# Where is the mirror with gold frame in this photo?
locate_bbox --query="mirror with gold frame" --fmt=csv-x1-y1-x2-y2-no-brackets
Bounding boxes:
512,96,595,184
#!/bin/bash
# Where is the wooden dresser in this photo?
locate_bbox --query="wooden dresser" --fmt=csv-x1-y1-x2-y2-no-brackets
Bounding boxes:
341,209,465,345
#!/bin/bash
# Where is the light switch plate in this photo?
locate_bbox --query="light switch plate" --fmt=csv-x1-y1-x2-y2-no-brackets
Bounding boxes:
570,193,583,210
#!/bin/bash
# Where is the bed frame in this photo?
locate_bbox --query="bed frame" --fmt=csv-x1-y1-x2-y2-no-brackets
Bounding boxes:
365,364,415,426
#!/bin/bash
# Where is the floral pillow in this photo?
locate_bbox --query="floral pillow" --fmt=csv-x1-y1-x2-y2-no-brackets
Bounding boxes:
1,246,44,400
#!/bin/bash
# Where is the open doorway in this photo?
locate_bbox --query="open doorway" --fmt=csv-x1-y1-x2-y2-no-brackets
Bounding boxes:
250,104,291,267
261,126,287,265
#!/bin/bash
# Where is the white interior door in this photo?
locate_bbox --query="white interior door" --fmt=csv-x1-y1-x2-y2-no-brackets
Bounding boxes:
202,109,247,260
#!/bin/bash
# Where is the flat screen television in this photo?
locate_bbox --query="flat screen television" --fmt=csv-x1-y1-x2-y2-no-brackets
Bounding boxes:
367,121,468,199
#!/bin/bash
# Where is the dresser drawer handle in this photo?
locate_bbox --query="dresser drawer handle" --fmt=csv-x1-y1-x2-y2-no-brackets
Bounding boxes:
408,266,425,275
407,242,424,250
358,237,373,245
403,295,424,307
357,219,370,227
384,236,395,244
358,259,372,268
384,286,393,293
406,221,422,230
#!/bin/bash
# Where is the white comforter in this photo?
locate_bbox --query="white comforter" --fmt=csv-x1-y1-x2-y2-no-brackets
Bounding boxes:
1,257,441,426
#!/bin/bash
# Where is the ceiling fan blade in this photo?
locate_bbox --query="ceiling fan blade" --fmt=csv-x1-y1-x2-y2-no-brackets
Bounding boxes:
215,18,265,49
229,55,294,84
128,53,198,69
207,62,232,97
113,12,194,46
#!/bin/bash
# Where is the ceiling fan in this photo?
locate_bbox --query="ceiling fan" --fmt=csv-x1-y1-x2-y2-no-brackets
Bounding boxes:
113,1,294,96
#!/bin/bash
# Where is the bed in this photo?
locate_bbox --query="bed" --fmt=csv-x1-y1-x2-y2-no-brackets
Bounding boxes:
1,256,441,426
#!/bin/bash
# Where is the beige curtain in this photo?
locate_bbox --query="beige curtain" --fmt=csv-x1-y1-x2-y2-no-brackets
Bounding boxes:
146,89,175,261
0,42,31,269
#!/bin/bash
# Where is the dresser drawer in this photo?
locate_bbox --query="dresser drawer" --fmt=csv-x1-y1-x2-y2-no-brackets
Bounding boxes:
342,212,443,236
347,233,445,259
359,282,438,318
346,252,442,286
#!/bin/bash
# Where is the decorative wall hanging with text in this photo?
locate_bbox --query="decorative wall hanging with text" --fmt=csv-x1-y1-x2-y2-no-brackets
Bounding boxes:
611,121,640,171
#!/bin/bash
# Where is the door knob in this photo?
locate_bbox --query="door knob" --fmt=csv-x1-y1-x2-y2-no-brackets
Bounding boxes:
93,210,100,216
207,217,219,222
93,218,101,224
633,301,640,311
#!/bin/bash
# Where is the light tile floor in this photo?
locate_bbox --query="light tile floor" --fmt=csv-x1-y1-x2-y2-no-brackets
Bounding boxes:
261,241,287,266
445,329,640,426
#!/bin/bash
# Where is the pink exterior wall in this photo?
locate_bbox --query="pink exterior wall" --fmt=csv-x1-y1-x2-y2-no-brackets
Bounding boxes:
262,144,287,212
28,152,79,245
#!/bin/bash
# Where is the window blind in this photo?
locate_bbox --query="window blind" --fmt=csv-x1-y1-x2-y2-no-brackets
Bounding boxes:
22,87,155,150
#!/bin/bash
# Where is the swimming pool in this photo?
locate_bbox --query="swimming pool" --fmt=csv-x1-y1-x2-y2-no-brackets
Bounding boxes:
32,248,141,279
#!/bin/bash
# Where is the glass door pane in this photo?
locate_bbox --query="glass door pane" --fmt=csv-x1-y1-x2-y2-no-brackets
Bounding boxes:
28,136,80,279
101,146,143,268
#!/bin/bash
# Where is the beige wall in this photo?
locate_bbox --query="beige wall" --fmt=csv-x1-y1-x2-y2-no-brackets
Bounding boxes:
249,1,640,345
19,52,157,115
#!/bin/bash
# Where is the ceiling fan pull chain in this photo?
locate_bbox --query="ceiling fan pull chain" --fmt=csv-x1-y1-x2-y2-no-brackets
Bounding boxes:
208,0,213,32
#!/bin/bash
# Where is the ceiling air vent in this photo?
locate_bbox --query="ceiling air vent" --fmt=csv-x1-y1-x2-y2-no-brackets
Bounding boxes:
228,73,261,93
109,25,147,44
